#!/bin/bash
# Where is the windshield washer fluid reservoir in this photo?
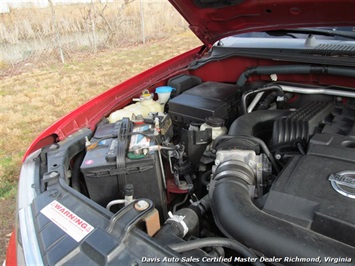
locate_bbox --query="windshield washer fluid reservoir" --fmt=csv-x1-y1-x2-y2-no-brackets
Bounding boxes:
108,90,161,123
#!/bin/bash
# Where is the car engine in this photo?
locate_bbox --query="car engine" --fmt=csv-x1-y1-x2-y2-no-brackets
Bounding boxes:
40,66,355,264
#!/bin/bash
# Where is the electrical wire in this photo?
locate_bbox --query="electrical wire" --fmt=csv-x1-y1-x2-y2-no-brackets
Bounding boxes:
172,194,189,213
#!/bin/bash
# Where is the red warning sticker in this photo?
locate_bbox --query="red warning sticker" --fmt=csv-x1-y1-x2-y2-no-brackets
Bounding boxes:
40,200,94,242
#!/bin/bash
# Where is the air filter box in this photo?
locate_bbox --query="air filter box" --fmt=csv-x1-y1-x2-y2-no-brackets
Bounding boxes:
168,81,239,126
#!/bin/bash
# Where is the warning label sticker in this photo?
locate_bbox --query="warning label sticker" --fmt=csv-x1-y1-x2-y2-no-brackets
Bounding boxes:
40,200,94,242
129,124,152,151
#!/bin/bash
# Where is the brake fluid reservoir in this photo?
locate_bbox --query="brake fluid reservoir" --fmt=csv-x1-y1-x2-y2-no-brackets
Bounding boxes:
200,117,227,140
156,86,174,112
108,90,161,123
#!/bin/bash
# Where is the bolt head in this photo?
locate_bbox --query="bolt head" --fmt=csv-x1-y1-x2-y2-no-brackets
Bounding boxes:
49,171,59,178
134,200,149,211
49,189,59,198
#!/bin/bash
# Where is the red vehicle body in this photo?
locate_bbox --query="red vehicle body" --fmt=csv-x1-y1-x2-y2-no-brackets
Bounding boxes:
6,1,355,265
5,47,201,265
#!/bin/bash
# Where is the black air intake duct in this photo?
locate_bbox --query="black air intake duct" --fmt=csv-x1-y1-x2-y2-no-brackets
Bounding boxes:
272,101,334,146
228,110,290,137
209,170,355,264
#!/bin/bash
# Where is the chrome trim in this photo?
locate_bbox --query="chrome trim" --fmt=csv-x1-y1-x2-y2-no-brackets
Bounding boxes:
329,171,355,199
280,85,355,98
18,150,44,265
247,91,264,113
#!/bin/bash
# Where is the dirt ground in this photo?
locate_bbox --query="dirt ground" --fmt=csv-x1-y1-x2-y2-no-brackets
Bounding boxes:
0,197,16,263
0,31,201,263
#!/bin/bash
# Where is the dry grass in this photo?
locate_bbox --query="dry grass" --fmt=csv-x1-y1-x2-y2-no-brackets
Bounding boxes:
0,1,188,71
0,30,201,261
0,2,199,261
0,30,200,196
0,1,186,43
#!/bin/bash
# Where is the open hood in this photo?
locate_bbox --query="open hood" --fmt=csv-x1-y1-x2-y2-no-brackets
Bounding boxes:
169,0,355,47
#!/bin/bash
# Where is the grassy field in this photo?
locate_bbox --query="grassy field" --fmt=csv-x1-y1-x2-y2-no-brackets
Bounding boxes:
0,1,187,68
0,30,201,262
1,1,185,44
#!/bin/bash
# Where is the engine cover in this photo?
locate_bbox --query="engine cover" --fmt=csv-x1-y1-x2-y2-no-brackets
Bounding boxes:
263,133,355,248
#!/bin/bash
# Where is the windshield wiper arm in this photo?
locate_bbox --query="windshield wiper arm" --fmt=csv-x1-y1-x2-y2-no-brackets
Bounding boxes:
267,28,355,40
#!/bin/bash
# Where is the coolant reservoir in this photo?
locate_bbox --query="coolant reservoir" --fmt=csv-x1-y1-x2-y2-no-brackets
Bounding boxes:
139,91,161,113
108,90,161,123
200,117,227,140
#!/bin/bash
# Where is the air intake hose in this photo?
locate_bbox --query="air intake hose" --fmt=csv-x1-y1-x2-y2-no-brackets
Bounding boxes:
228,110,290,137
209,167,355,263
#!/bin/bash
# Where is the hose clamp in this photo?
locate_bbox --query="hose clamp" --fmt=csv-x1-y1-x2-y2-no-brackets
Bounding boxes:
166,211,189,237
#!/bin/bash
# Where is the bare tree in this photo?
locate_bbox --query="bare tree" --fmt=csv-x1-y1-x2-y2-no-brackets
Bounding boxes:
96,0,135,47
90,0,98,53
139,0,145,44
48,0,65,63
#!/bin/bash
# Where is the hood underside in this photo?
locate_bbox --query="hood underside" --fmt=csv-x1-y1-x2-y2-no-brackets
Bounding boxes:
169,0,355,47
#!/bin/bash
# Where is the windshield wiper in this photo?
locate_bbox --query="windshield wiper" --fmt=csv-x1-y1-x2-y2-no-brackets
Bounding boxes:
266,28,355,40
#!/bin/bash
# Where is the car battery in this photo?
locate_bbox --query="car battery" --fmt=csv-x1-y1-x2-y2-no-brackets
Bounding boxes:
80,121,167,219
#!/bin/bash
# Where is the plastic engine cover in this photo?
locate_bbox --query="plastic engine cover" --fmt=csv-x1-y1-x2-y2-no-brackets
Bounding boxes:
263,137,355,248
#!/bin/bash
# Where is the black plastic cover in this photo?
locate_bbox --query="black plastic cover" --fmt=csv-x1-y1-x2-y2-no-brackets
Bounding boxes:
205,117,225,127
33,186,220,265
169,82,239,126
323,105,355,137
263,145,355,247
169,94,228,125
272,101,334,145
167,74,202,97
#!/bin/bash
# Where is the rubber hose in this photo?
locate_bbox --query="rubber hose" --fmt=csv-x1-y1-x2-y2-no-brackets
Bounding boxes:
71,151,85,192
228,110,290,137
237,65,355,87
200,170,212,186
240,85,284,114
168,237,264,266
237,65,313,87
210,178,355,264
257,91,278,110
328,66,355,77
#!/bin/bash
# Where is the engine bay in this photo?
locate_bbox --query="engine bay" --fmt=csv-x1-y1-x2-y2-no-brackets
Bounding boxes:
39,62,355,264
